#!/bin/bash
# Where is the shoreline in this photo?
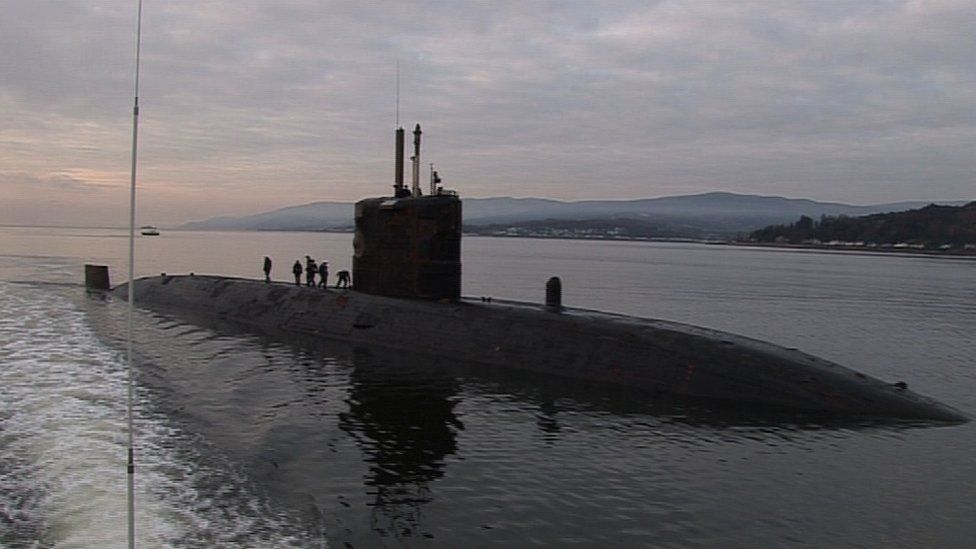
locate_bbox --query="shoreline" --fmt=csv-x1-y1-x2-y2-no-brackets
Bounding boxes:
464,233,976,260
7,224,973,260
718,240,976,259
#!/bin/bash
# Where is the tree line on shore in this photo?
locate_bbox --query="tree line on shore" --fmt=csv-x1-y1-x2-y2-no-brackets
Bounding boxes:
747,202,976,249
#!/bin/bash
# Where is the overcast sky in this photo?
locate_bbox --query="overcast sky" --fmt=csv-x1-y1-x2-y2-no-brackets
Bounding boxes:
1,0,974,226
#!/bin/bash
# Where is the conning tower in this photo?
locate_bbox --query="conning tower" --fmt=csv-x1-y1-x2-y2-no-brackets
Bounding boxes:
353,124,461,301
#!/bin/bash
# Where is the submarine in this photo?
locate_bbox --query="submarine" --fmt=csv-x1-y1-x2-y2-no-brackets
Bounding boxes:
107,124,966,423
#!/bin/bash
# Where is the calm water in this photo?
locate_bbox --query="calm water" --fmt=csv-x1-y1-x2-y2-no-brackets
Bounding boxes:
1,226,974,548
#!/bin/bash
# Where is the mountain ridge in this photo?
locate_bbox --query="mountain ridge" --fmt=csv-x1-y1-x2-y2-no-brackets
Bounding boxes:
179,192,969,236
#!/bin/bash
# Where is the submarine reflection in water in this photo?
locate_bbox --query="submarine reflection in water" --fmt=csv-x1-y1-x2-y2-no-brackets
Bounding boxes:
340,348,462,539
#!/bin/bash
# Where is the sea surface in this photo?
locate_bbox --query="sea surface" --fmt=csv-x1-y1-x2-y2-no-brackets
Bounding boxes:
0,226,974,548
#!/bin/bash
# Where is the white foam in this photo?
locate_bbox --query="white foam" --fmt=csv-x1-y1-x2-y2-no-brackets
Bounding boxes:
0,283,321,548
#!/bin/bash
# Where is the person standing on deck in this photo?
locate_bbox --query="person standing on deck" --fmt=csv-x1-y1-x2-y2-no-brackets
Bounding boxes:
318,261,329,288
263,256,272,283
292,260,302,286
305,256,317,287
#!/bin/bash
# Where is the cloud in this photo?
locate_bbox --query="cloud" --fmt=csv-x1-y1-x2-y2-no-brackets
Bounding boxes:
1,171,116,193
0,171,122,227
1,0,973,226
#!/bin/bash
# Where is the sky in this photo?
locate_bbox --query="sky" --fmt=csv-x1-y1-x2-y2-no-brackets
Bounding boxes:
1,0,974,227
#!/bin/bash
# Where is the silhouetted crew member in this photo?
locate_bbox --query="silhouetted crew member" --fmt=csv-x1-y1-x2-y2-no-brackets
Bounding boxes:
305,256,317,287
292,260,302,286
263,256,272,283
336,270,350,289
318,261,329,288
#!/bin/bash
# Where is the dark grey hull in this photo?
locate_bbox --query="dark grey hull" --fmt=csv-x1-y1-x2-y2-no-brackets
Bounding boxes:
115,275,967,422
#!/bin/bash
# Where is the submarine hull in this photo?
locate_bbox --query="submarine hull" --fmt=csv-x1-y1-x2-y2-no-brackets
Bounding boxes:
116,275,967,422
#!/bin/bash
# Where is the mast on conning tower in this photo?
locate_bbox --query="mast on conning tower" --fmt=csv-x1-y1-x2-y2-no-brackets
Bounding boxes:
411,123,422,197
393,127,405,196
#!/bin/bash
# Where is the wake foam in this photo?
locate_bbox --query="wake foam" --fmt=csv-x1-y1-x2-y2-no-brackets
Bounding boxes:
0,283,322,548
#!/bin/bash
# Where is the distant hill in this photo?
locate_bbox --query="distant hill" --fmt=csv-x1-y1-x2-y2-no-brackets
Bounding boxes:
748,202,976,249
179,192,967,236
180,201,352,231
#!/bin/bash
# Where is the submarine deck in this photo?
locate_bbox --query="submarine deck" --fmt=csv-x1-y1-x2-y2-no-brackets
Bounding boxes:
113,274,967,422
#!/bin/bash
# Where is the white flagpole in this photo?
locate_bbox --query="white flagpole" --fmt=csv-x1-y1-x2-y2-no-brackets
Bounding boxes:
126,1,143,547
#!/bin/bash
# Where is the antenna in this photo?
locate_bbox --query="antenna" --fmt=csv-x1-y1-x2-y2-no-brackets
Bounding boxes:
395,59,400,128
126,1,143,547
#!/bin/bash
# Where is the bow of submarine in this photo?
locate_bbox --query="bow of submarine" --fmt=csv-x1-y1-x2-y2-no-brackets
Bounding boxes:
482,301,968,423
645,321,969,423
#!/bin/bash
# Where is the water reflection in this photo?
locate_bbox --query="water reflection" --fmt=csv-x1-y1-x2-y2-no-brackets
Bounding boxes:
339,349,462,540
79,292,943,547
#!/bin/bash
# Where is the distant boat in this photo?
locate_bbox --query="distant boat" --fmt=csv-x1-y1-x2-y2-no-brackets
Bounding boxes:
140,226,160,236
